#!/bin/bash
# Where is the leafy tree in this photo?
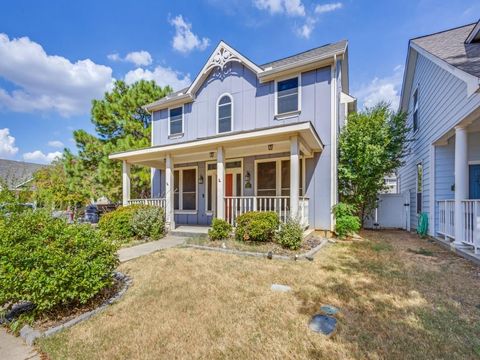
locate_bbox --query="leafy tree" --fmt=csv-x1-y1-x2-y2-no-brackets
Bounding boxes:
64,80,172,202
338,103,410,225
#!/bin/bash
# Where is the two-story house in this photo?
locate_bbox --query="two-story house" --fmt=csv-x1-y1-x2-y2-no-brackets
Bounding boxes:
109,40,354,232
398,20,480,254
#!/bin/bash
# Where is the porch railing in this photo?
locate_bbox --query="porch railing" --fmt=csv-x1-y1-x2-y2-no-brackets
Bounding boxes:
437,199,480,253
224,196,309,227
128,198,166,208
438,200,455,239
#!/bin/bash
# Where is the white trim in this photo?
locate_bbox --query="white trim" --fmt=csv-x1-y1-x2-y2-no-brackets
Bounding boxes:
410,42,480,96
429,145,435,236
254,156,305,197
466,21,480,44
110,122,323,161
274,74,301,117
216,93,234,134
173,165,198,212
168,105,184,137
330,58,337,229
468,160,480,165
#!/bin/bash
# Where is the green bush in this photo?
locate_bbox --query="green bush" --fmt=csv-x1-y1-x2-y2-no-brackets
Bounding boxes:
208,218,232,240
0,210,118,313
235,211,279,242
132,206,165,240
332,203,361,238
277,218,303,250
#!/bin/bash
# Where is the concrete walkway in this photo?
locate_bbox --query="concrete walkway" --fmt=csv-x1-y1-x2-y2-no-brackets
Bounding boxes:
0,328,39,360
118,235,186,262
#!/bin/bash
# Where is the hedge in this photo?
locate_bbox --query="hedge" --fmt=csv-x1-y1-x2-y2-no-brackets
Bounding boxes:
235,211,279,242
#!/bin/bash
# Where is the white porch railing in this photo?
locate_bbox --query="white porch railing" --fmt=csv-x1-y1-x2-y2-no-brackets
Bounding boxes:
224,196,309,227
128,198,166,208
438,199,480,253
438,200,455,239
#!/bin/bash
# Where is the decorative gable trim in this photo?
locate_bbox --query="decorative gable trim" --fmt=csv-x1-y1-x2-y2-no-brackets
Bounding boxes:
188,41,263,96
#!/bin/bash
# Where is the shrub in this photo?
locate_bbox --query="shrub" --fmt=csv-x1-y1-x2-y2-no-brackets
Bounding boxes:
208,218,232,240
277,218,303,250
332,203,361,238
98,205,140,243
0,210,118,313
235,211,279,242
132,206,165,240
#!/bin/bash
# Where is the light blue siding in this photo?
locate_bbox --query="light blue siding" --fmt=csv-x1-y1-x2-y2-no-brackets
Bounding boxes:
399,52,480,232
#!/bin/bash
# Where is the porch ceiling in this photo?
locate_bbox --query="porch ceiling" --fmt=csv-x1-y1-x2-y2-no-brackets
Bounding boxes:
109,122,323,168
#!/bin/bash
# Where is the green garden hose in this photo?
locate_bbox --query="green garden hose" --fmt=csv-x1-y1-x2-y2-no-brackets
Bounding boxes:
417,212,428,237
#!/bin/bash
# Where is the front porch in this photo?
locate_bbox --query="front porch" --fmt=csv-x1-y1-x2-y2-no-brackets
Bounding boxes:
112,122,323,229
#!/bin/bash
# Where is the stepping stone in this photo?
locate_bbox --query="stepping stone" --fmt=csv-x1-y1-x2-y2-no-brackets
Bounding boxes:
309,314,337,336
320,305,339,315
270,284,292,292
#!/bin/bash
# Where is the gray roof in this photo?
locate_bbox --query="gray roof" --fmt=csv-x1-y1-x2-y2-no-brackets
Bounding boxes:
0,159,46,189
261,40,347,70
145,40,347,110
412,23,480,78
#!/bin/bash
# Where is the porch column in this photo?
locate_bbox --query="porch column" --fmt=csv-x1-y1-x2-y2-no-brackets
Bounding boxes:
122,160,131,206
454,125,468,245
290,136,300,219
216,146,225,220
165,154,175,230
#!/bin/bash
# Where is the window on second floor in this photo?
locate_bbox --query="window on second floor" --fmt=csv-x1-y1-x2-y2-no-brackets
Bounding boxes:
217,94,232,133
169,106,183,136
413,88,419,132
276,76,299,115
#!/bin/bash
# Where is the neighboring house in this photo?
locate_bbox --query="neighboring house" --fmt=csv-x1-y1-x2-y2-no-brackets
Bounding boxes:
0,159,45,191
382,173,398,194
110,40,355,231
398,20,480,253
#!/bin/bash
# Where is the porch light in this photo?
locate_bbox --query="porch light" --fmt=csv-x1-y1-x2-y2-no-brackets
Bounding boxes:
268,144,273,151
209,152,215,158
199,175,204,185
245,171,251,182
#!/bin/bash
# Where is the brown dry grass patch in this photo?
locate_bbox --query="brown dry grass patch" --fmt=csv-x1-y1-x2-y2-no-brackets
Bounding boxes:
39,230,480,359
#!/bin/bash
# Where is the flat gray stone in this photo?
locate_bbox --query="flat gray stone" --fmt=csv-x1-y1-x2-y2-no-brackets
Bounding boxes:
271,284,292,292
19,325,41,346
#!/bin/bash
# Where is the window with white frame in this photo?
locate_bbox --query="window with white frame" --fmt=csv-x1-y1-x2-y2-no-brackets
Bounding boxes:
416,163,423,214
276,77,299,115
413,88,419,132
169,106,183,136
217,94,232,133
256,158,304,197
174,167,197,211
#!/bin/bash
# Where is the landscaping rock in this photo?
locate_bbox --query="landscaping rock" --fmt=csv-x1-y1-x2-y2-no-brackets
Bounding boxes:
20,325,41,346
320,305,339,315
271,284,292,292
3,302,35,323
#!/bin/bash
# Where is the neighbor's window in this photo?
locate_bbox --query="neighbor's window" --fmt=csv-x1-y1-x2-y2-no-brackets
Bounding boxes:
413,88,419,132
416,163,423,214
217,94,232,133
169,106,183,136
277,77,299,115
173,168,197,211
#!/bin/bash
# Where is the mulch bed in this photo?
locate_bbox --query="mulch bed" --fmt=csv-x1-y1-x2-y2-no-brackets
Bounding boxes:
187,233,324,256
33,278,122,331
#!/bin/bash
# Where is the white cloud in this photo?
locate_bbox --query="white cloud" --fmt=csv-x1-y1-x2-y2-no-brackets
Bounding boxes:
296,17,317,39
170,15,210,53
0,33,114,117
0,128,19,158
23,150,62,164
354,65,404,110
254,0,305,16
108,50,153,66
124,66,191,91
315,2,343,14
48,140,64,148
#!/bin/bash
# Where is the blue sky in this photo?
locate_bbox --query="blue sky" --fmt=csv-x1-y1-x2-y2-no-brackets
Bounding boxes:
0,0,478,163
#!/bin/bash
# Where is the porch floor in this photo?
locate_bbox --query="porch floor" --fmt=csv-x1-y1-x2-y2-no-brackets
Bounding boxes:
170,225,210,238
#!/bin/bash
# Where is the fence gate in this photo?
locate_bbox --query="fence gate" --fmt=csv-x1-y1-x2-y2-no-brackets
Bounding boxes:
364,193,409,230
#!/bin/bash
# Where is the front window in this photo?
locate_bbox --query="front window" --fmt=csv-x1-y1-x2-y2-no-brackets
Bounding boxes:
277,77,299,115
416,163,423,214
256,159,303,197
174,167,197,211
169,106,183,136
217,95,232,133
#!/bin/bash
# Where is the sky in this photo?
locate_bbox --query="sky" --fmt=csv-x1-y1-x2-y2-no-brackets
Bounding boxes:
0,0,478,164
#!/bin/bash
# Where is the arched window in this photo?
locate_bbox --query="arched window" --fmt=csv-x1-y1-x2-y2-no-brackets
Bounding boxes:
217,94,233,133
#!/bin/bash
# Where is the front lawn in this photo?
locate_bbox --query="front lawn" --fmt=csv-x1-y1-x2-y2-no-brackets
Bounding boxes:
39,230,480,359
